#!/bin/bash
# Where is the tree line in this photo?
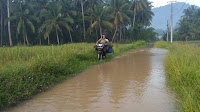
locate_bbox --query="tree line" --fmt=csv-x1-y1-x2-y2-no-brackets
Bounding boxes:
174,6,200,41
0,0,155,46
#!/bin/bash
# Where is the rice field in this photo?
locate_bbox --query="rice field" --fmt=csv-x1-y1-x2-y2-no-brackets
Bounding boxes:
0,41,147,110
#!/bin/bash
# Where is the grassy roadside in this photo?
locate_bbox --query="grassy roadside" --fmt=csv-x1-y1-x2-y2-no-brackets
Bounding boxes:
155,41,200,111
0,40,147,110
154,41,170,48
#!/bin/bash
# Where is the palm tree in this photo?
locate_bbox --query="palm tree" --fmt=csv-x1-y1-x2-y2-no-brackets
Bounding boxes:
129,0,147,29
0,0,156,45
75,0,86,41
33,0,49,45
134,0,154,26
176,6,200,41
11,1,35,45
85,0,104,37
86,4,113,39
0,1,4,46
109,0,131,42
183,6,197,18
7,0,12,46
177,18,193,41
60,0,76,42
39,2,74,45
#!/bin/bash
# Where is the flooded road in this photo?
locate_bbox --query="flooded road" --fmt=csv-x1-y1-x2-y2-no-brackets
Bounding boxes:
6,48,175,112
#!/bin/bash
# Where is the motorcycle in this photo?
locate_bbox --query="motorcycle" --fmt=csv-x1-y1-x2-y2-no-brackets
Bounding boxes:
96,43,106,60
95,44,113,60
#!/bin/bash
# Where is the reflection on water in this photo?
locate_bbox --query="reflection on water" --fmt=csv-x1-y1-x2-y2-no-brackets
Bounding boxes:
6,48,175,112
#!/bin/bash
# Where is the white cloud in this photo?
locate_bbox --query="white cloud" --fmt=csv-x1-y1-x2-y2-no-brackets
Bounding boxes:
149,0,200,8
150,0,168,8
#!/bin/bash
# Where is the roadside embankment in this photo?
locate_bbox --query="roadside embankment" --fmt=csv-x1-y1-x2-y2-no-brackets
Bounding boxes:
0,40,147,110
155,41,200,111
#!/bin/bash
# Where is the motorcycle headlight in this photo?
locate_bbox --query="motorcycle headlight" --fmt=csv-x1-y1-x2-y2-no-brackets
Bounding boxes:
98,44,103,47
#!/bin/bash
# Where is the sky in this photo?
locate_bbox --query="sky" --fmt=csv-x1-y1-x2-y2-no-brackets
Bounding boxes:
149,0,200,8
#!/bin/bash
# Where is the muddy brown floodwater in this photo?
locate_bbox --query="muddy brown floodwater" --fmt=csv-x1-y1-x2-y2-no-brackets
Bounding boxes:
6,48,176,112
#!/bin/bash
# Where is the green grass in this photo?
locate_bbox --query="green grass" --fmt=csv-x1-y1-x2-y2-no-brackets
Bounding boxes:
0,40,147,110
155,41,200,111
154,41,170,48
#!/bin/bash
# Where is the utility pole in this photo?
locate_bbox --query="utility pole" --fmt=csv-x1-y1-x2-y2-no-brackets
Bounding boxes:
168,1,176,44
167,20,169,42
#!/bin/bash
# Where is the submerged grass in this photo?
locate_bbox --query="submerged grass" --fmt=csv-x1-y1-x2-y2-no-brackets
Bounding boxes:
0,40,147,110
155,41,200,111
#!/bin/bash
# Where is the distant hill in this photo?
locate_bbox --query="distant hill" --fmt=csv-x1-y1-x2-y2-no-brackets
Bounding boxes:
151,2,191,34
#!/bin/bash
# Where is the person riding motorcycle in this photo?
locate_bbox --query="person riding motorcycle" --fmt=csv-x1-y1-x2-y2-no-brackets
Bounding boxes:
96,34,109,45
96,34,109,52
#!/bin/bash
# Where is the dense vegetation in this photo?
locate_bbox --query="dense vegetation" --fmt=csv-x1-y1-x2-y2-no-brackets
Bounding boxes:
0,41,147,110
0,0,156,46
163,6,200,41
155,41,200,111
175,6,200,41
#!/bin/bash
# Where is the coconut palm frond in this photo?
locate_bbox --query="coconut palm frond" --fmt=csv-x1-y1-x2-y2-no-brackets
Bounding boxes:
26,18,35,33
55,24,62,33
102,21,114,31
58,21,73,31
122,13,131,23
118,12,123,23
120,3,129,11
46,24,53,35
44,31,49,40
114,15,118,25
63,17,74,24
84,16,92,22
70,10,77,16
17,18,23,34
91,21,98,29
87,21,98,32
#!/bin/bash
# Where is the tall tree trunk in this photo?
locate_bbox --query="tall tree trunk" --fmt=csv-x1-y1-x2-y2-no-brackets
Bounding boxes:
99,20,102,38
61,38,63,44
99,26,102,38
7,0,12,46
4,15,6,40
25,33,29,45
23,36,25,45
90,19,92,35
48,35,50,45
116,33,119,42
69,30,73,43
19,40,21,45
133,13,136,29
112,25,118,43
95,26,98,41
123,26,126,41
142,11,144,25
81,0,86,41
56,29,60,45
40,38,42,45
119,26,122,42
0,1,3,46
23,24,25,45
